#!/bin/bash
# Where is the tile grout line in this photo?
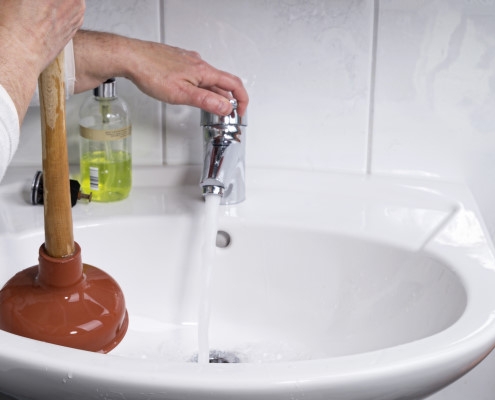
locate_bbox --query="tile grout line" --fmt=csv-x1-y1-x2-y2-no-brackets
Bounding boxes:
159,0,168,165
365,0,380,175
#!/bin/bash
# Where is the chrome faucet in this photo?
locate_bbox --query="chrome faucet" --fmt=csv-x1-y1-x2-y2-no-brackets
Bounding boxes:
200,99,247,205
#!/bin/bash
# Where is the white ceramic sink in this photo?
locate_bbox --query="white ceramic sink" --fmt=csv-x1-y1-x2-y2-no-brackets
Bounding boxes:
1,166,495,400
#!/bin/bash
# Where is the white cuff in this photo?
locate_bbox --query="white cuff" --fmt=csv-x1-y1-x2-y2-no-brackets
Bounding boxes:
29,40,76,107
64,39,76,97
0,83,20,182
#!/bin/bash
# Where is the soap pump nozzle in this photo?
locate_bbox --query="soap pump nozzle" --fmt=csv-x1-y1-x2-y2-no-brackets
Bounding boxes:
31,170,92,207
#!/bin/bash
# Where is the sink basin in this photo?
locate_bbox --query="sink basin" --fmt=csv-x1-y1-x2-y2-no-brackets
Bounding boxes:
1,166,495,400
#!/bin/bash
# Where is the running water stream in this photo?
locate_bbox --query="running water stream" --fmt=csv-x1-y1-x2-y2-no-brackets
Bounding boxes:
197,194,222,364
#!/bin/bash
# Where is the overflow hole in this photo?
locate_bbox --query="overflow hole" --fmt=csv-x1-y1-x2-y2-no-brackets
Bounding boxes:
216,230,231,248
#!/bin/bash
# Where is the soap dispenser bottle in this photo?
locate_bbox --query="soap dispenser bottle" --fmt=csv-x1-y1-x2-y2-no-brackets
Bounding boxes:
79,78,132,202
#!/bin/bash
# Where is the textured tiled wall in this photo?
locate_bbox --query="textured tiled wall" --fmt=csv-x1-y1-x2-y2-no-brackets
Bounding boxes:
163,0,374,171
373,0,495,180
12,1,495,184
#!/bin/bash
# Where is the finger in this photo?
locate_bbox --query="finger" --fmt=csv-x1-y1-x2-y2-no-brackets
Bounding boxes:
206,85,233,100
231,88,249,117
179,84,234,116
197,70,249,116
205,86,250,118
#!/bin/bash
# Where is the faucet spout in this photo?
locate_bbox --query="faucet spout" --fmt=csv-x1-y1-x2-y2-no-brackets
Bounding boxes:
200,99,247,204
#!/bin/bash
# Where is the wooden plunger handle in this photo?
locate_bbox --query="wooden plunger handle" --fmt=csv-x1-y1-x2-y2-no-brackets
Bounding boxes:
39,52,75,258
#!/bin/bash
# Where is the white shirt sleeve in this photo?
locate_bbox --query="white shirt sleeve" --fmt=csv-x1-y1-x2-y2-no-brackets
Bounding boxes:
29,40,76,107
0,84,20,183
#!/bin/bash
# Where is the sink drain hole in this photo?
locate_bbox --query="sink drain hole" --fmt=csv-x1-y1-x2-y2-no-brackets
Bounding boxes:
191,350,241,363
216,231,231,248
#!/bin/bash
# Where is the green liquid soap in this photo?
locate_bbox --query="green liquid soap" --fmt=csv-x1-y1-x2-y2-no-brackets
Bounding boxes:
80,150,132,202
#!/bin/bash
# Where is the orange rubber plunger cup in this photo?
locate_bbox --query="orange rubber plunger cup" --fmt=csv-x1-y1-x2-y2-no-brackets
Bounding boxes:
0,53,128,352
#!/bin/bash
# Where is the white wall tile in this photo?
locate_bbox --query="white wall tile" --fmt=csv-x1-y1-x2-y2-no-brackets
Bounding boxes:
12,0,163,168
163,0,374,172
373,0,495,180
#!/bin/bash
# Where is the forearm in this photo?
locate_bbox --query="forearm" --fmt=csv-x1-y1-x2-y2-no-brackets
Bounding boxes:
73,30,132,94
73,30,249,116
0,27,40,122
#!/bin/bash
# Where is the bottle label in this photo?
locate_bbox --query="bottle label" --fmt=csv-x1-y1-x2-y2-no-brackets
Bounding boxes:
80,125,132,141
89,167,99,190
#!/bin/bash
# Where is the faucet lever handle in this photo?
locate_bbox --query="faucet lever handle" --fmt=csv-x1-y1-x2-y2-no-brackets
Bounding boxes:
201,98,247,128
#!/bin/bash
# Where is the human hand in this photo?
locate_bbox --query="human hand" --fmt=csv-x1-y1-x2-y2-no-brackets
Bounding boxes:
0,0,85,121
0,0,85,74
73,31,249,116
128,42,249,117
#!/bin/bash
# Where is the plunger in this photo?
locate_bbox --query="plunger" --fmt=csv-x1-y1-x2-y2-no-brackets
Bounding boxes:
0,52,129,352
